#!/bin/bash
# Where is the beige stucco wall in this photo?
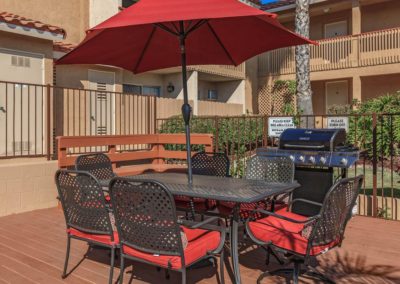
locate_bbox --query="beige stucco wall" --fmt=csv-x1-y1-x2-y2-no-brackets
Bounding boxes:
56,64,123,91
0,31,53,85
361,1,400,33
89,0,119,28
0,159,58,217
311,81,326,114
245,56,259,114
0,0,89,44
361,74,400,101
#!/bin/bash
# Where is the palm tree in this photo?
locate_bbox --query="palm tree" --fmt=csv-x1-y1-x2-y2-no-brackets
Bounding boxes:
295,0,313,115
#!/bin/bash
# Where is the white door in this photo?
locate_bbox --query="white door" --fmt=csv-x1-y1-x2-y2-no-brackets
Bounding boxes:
0,48,44,156
324,21,348,38
326,81,349,111
88,70,115,136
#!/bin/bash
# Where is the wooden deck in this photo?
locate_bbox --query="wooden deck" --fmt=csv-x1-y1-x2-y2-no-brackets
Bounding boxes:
0,208,399,284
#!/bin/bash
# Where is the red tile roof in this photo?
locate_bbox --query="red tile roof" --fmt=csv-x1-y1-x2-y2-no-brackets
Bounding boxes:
261,0,295,11
53,41,76,53
0,12,66,38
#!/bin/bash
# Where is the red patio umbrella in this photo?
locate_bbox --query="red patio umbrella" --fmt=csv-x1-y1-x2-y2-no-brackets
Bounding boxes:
57,0,313,183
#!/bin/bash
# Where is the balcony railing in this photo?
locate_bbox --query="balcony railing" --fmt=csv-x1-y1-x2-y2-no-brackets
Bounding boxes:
258,27,400,76
189,63,246,79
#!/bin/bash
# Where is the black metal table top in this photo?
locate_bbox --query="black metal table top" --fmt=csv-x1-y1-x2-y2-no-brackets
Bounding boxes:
120,173,299,203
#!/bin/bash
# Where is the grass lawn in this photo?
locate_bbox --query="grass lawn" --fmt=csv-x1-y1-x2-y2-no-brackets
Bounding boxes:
347,165,400,198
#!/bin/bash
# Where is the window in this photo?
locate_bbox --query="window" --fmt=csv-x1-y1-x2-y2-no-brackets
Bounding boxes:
11,55,30,67
207,90,218,101
123,84,142,94
121,0,138,8
143,86,161,97
123,84,161,97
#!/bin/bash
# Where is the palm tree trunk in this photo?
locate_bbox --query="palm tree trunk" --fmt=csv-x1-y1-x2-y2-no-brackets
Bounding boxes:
295,0,313,116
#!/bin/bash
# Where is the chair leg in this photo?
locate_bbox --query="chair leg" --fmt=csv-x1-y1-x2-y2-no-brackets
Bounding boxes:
119,254,125,284
257,270,272,284
293,261,300,284
219,250,225,284
182,269,186,284
305,265,336,284
109,247,115,284
62,236,71,279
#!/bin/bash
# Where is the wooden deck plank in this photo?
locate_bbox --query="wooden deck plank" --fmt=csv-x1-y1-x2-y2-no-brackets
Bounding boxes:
0,253,66,284
1,208,400,284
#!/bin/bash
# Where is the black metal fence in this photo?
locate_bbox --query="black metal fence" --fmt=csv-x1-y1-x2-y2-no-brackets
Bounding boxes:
157,114,400,221
1,79,399,220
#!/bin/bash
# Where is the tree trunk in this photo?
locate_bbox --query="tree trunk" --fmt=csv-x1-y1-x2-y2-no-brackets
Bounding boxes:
295,0,313,117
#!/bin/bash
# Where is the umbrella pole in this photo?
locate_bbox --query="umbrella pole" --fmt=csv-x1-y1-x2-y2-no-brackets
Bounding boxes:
179,21,193,184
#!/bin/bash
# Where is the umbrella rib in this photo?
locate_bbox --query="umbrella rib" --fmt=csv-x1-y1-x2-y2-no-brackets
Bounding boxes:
206,22,237,66
186,19,208,36
133,26,157,73
154,23,179,36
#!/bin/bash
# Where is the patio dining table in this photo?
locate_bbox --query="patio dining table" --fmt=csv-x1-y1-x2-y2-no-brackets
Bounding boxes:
109,172,300,284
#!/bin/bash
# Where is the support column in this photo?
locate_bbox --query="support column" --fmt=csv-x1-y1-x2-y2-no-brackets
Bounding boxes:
352,75,362,104
351,0,361,67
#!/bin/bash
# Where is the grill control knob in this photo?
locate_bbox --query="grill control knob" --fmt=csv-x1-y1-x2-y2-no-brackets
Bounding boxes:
309,156,316,164
320,157,327,164
340,158,348,166
289,155,295,161
299,155,305,162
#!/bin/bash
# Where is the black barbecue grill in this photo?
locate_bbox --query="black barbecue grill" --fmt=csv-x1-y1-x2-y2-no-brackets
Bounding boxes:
257,128,361,216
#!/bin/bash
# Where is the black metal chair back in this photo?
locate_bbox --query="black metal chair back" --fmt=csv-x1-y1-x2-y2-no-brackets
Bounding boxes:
308,175,363,250
191,152,230,177
109,177,183,257
245,155,294,183
75,153,116,180
55,170,114,236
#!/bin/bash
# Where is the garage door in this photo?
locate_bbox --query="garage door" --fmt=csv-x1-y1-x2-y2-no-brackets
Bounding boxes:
0,48,45,157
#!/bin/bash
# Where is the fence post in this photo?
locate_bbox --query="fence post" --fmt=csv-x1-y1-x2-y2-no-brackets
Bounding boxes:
153,96,158,134
372,113,378,217
46,84,51,160
263,115,268,147
214,116,219,152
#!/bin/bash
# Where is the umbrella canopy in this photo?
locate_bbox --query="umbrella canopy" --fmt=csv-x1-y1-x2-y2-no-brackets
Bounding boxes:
58,0,311,73
58,0,313,185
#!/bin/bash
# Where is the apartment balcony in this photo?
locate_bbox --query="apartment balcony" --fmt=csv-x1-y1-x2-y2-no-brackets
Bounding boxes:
189,63,246,79
258,27,400,77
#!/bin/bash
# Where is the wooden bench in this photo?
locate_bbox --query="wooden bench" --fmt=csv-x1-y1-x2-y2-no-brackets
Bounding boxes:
57,134,214,176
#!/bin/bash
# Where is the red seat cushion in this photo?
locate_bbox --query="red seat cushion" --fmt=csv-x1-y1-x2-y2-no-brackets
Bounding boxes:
68,228,119,246
122,227,221,269
248,209,338,256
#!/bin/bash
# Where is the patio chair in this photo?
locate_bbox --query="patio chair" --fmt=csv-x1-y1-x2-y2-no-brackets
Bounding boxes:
55,170,119,284
245,175,364,284
218,155,295,220
109,177,226,284
175,151,230,215
75,153,116,181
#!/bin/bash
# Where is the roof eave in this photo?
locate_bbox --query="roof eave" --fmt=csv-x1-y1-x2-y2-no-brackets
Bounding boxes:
0,21,65,41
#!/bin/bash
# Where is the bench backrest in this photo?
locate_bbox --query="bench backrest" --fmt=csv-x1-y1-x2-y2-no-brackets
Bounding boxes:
57,134,214,169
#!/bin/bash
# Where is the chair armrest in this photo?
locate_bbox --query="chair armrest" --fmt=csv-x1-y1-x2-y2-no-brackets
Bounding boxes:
250,209,320,224
289,198,323,208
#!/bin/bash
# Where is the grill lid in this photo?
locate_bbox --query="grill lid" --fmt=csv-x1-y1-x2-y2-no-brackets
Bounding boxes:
279,128,346,151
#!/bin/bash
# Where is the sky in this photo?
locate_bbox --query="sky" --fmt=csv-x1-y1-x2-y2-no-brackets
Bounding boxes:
260,0,279,4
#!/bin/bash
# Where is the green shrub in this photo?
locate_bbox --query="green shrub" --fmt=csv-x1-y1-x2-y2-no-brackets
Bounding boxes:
348,92,400,158
158,115,264,176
